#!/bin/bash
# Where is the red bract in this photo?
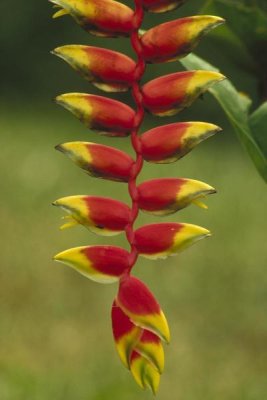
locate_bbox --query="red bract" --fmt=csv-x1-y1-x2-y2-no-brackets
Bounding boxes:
53,195,131,235
50,0,134,37
54,246,129,283
140,121,222,163
138,178,216,215
56,142,134,182
51,0,225,393
141,16,224,63
117,276,170,343
56,93,135,136
142,71,225,116
134,223,210,259
52,46,136,92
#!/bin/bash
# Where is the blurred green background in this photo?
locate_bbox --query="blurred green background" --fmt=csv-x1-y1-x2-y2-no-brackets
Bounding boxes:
1,1,267,399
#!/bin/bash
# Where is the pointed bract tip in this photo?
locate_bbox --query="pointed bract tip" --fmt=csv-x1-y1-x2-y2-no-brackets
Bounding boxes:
201,15,225,25
51,45,73,59
54,94,64,105
55,143,64,153
196,70,226,82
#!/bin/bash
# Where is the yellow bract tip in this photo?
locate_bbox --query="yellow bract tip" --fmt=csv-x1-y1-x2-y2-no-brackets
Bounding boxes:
191,70,226,89
192,199,208,210
60,219,79,230
173,224,211,254
52,8,68,18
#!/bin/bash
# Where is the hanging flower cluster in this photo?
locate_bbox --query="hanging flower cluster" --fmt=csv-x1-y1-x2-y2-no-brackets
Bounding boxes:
50,0,225,393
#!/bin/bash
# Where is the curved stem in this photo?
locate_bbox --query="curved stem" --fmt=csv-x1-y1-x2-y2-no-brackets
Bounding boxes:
125,0,146,272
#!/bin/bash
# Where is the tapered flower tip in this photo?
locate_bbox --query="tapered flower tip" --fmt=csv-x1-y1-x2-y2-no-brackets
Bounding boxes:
53,195,130,235
117,276,170,343
135,223,211,259
142,0,186,13
55,142,133,182
135,330,164,374
142,16,225,63
50,0,134,37
130,351,161,394
138,178,216,215
142,71,225,116
112,301,142,368
55,93,135,136
141,121,222,163
53,246,129,283
52,46,136,92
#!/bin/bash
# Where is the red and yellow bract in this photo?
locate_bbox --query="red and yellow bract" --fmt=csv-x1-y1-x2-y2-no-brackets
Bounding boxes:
51,0,225,393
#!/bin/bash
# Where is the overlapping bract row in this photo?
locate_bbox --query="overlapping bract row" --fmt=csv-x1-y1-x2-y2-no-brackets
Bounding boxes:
51,0,225,393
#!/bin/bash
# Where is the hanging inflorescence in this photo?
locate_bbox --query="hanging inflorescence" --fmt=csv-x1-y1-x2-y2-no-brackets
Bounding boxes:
50,0,225,393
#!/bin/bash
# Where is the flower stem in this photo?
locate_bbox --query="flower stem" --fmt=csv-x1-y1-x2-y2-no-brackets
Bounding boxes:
125,0,146,273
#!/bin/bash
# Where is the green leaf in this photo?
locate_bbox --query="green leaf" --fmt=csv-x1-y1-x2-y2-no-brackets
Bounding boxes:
200,0,267,102
249,102,267,162
180,53,267,182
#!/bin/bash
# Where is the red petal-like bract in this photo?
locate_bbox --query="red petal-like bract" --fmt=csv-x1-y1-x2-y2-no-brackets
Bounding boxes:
140,121,221,163
135,223,210,259
54,246,129,283
112,300,142,367
51,0,134,37
56,142,134,182
138,178,215,215
56,93,135,136
53,195,131,235
52,0,224,393
142,71,225,116
53,46,136,92
117,275,170,343
142,16,224,63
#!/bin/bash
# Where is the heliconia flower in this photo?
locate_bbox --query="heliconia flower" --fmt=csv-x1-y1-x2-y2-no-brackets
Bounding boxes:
55,93,135,136
142,0,186,13
140,121,222,163
142,71,225,116
112,300,142,368
54,246,130,283
55,142,134,182
50,0,134,37
52,46,136,92
137,178,216,215
134,223,211,259
130,351,160,394
112,302,164,375
117,275,170,343
141,16,224,63
53,195,131,235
